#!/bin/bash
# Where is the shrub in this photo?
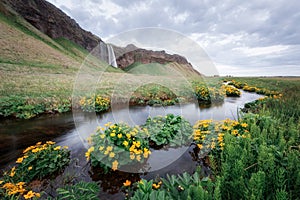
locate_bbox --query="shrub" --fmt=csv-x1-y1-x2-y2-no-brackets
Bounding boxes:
5,141,70,183
142,114,193,147
55,181,100,200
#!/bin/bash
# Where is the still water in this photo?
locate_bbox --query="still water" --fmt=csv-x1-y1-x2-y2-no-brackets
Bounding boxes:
0,91,263,199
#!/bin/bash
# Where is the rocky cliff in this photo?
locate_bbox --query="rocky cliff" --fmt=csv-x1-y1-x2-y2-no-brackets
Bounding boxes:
1,0,101,51
116,48,192,69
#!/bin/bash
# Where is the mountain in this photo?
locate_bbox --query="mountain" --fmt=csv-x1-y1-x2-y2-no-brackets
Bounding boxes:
1,0,101,51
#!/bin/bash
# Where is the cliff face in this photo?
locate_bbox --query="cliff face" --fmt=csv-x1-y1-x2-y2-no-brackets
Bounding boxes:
116,48,192,69
2,0,101,51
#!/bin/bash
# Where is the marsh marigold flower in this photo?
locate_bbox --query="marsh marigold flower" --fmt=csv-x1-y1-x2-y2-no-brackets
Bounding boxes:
123,180,131,187
112,160,118,171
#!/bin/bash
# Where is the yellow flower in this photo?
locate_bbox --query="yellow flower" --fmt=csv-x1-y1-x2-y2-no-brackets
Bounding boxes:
88,146,95,152
0,180,3,185
130,154,135,160
106,146,113,152
232,129,239,136
63,146,68,149
85,146,95,160
28,166,33,170
100,134,105,139
117,134,123,138
211,142,216,149
109,152,115,158
46,141,55,145
24,191,35,199
16,157,24,163
221,125,229,130
241,123,248,128
123,141,129,147
123,180,131,187
99,146,104,151
112,160,118,171
104,122,111,127
152,183,161,189
126,133,131,139
110,132,116,137
197,144,203,149
10,167,16,177
54,146,61,150
136,155,141,161
31,148,40,153
135,141,141,148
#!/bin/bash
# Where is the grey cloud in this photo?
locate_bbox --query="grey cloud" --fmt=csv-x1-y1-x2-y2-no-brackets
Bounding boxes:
46,0,300,76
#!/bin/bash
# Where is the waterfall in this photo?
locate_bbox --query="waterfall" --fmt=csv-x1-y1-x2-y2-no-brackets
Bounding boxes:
107,44,118,68
99,41,118,68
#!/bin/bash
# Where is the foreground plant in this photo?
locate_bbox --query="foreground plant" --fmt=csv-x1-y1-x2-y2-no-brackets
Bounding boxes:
0,141,70,199
54,181,100,200
86,123,151,173
129,170,214,200
193,119,250,153
9,141,70,182
143,114,193,147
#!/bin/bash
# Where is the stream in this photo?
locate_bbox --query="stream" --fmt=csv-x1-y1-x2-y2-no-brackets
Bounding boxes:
0,91,263,199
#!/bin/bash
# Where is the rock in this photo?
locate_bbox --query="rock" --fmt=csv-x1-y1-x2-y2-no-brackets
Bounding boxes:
2,0,101,51
116,48,192,69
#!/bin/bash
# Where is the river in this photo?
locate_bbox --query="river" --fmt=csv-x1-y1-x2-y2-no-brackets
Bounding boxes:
0,91,263,199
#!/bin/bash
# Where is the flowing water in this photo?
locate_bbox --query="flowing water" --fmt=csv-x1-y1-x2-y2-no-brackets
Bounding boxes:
0,91,263,199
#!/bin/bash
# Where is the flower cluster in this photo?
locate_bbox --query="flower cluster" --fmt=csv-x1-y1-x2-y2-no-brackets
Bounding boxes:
8,141,70,183
226,80,282,97
243,85,257,92
193,119,250,152
193,83,225,103
227,80,246,89
86,123,151,172
222,85,241,97
0,141,69,199
0,181,40,199
79,95,110,112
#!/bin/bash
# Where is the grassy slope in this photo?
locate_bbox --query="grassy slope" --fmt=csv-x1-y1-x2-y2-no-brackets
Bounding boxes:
0,10,123,98
124,62,201,78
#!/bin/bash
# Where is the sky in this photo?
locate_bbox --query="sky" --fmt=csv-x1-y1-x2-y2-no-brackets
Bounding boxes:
46,0,300,76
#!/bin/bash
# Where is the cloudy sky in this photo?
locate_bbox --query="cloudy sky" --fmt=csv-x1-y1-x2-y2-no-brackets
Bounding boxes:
47,0,300,76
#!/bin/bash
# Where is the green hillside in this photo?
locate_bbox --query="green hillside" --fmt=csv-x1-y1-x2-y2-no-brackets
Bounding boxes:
0,2,202,119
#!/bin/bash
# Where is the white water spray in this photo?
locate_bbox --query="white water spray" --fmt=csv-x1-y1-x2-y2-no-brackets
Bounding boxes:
99,41,118,68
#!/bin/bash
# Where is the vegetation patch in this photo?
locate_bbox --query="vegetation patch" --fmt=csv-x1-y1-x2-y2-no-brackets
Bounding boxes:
130,83,179,106
79,95,110,113
143,114,193,147
193,81,225,104
0,141,70,199
86,123,151,173
223,85,241,97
